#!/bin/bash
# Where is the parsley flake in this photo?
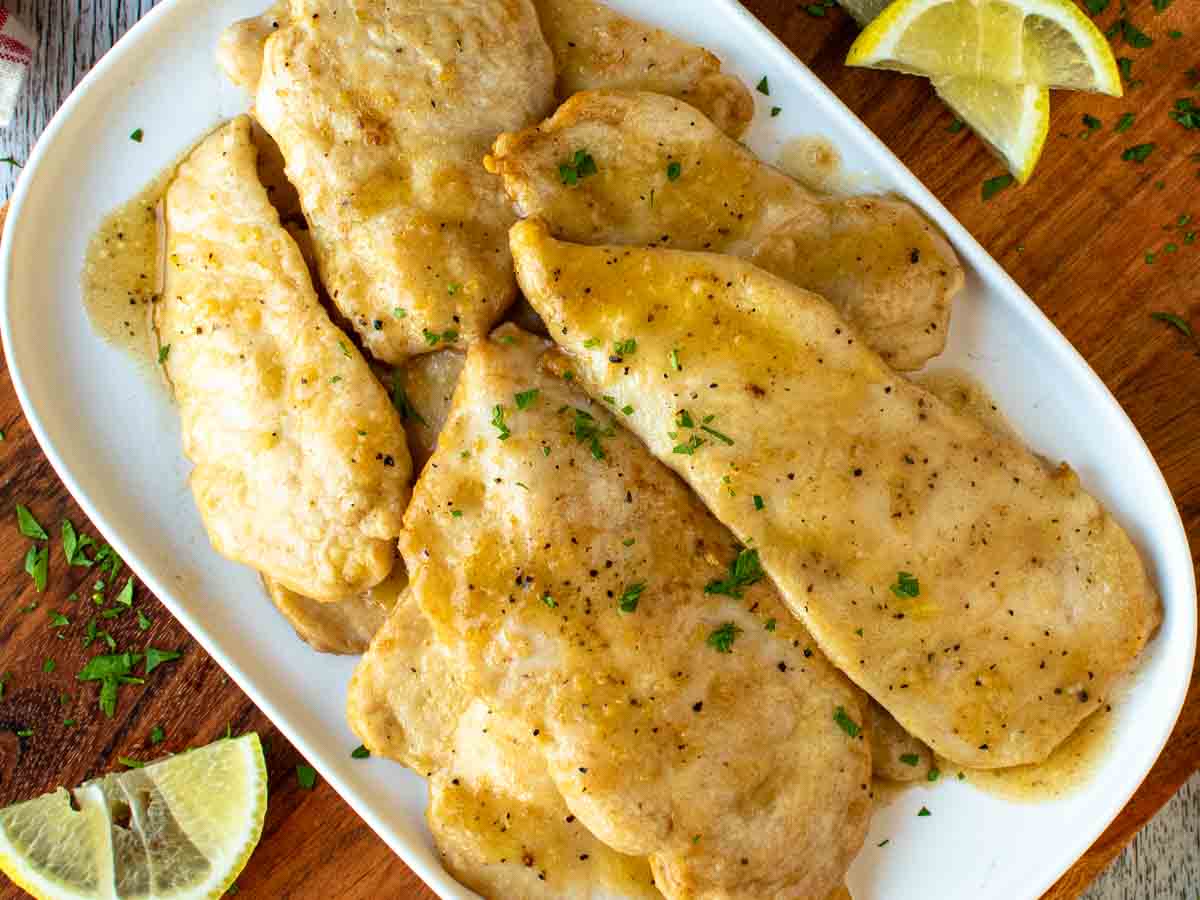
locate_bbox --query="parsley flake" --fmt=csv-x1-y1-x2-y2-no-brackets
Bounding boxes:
756,76,770,95
130,128,144,143
833,705,861,737
491,404,511,441
917,806,932,817
705,548,764,598
16,505,48,540
559,149,598,185
706,622,741,653
351,745,371,759
890,571,920,598
1115,112,1135,132
899,753,920,766
666,161,682,181
982,174,1015,201
515,389,539,410
24,545,47,592
569,407,613,460
297,764,317,789
151,725,165,744
542,592,558,609
1122,143,1155,163
618,582,646,613
1151,311,1194,337
144,647,182,675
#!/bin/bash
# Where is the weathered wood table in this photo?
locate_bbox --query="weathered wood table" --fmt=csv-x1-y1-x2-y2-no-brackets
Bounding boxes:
0,1,1195,898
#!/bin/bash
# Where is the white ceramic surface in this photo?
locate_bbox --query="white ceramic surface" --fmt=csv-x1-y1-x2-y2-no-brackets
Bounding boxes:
0,2,1193,898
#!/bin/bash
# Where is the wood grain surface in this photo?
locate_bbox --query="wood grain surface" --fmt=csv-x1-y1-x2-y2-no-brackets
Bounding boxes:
0,1,1196,899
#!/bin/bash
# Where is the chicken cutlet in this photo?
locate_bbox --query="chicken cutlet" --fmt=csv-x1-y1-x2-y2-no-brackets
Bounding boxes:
531,0,753,138
262,561,406,654
401,324,871,899
489,90,963,370
238,0,555,362
511,219,1161,768
391,350,467,472
156,116,412,601
347,593,661,899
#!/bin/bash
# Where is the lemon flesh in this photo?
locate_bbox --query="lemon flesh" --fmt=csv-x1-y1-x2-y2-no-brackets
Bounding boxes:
847,0,1122,96
934,76,1049,182
0,734,267,900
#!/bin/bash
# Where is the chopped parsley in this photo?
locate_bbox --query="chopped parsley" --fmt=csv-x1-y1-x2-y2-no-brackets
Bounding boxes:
765,618,777,631
706,622,741,653
514,389,539,410
666,161,682,181
78,651,142,717
1151,311,1194,337
621,405,634,416
753,494,765,510
928,767,941,782
617,582,645,613
1115,112,1135,132
50,612,70,628
42,659,55,674
700,424,734,445
559,149,598,186
446,282,460,295
981,174,1015,201
157,344,171,364
899,753,920,766
1081,113,1102,135
771,106,782,117
422,328,458,346
15,729,33,738
94,544,122,580
890,571,920,598
669,348,681,371
1170,98,1200,130
705,548,765,598
541,592,558,609
1169,29,1182,39
878,839,891,848
569,407,613,460
390,380,428,426
392,307,407,319
114,577,134,608
450,509,463,519
151,725,165,744
673,434,705,455
1152,0,1172,9
351,745,371,759
946,118,965,134
1122,20,1153,48
756,76,770,95
136,610,152,631
1122,143,1155,163
490,404,511,440
0,155,21,167
917,806,932,817
16,504,48,540
25,545,47,592
129,128,144,143
62,520,95,567
676,409,695,429
144,647,182,675
833,705,861,738
294,764,317,789
1117,57,1134,81
583,337,601,349
611,338,637,359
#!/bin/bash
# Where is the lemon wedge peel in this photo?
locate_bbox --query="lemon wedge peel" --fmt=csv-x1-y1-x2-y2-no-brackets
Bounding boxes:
847,0,1122,98
0,734,267,900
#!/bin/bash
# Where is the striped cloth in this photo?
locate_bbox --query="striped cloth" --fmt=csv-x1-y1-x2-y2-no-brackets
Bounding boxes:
0,8,32,127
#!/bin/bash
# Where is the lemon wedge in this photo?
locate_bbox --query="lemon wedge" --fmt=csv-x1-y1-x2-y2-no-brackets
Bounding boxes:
933,76,1049,182
0,734,267,900
847,0,1122,96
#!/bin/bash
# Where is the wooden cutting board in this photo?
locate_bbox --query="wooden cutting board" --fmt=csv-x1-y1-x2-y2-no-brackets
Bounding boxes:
0,1,1196,897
